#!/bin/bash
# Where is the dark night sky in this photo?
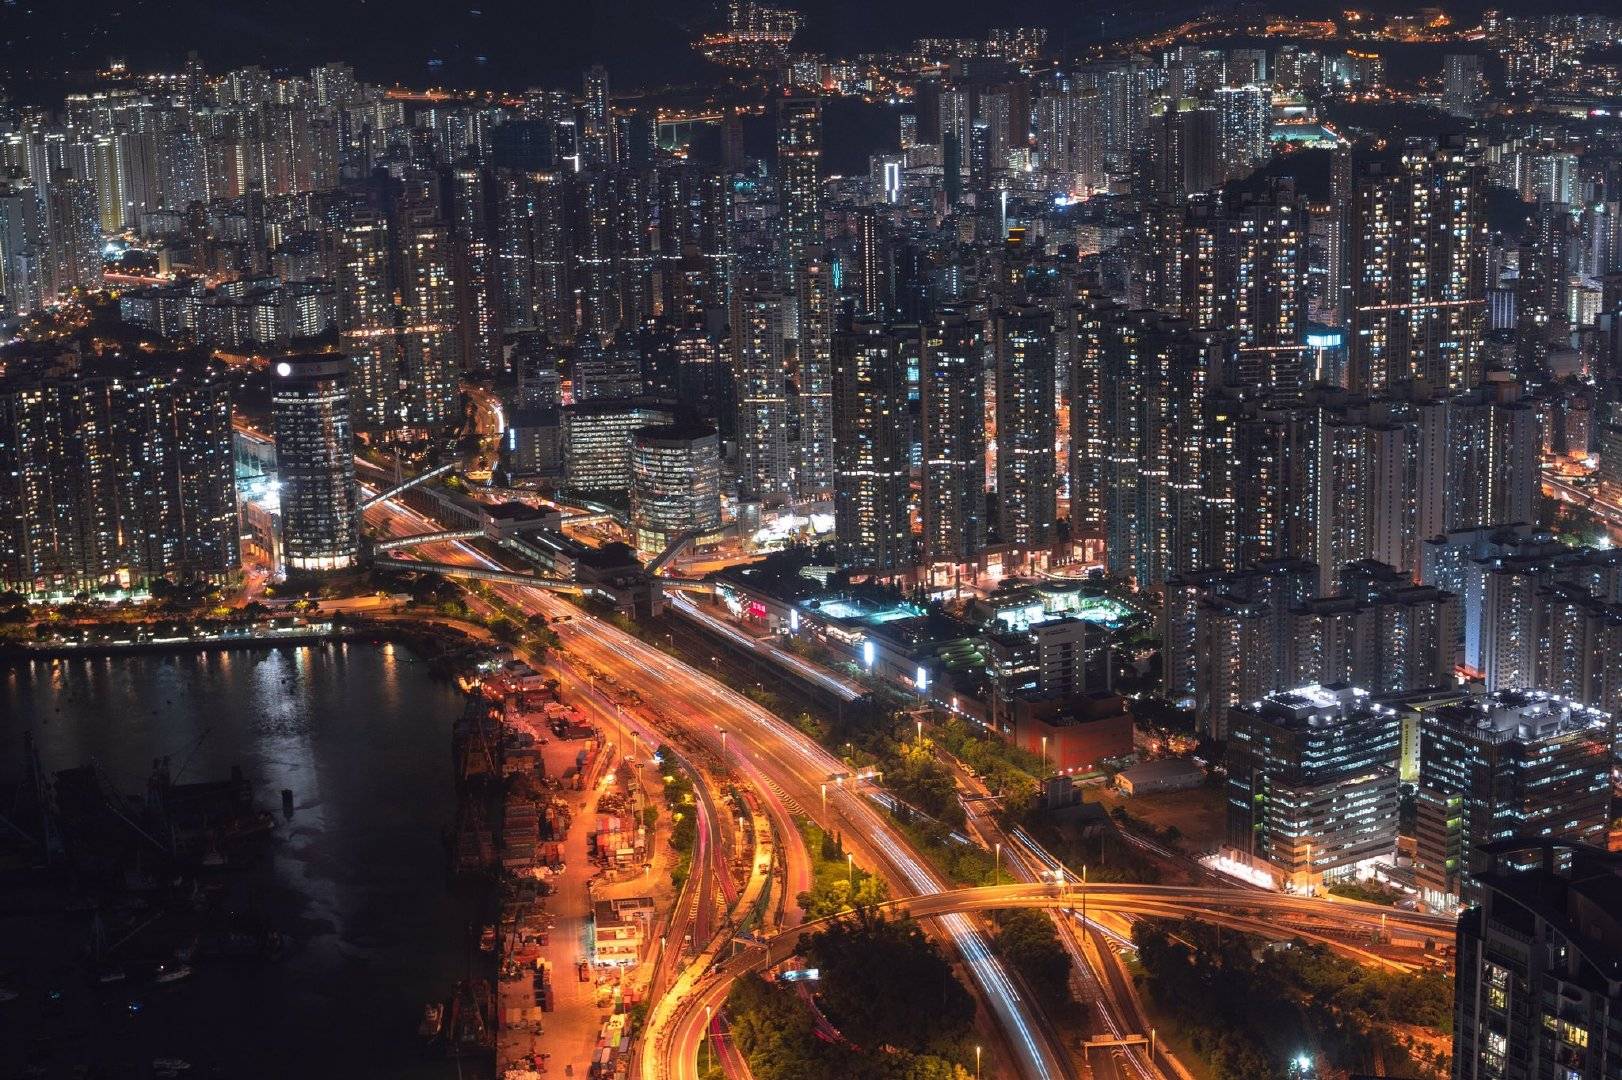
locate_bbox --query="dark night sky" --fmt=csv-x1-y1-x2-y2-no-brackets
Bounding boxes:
0,0,1608,99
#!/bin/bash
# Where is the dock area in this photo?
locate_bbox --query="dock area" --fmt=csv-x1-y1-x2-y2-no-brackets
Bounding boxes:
457,655,680,1080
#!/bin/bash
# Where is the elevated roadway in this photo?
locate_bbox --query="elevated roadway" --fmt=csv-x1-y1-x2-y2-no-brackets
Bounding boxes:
364,492,1074,1080
653,882,1454,1080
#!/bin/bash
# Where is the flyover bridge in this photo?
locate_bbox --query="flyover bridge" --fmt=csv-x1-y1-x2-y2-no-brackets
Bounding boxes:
372,556,584,593
644,881,1455,1080
373,528,485,552
359,461,456,511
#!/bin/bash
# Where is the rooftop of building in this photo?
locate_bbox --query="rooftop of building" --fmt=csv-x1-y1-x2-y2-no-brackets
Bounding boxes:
633,420,718,443
807,594,978,652
1116,756,1206,785
561,395,676,419
1237,682,1389,728
965,580,1140,633
1426,688,1612,746
1474,841,1622,980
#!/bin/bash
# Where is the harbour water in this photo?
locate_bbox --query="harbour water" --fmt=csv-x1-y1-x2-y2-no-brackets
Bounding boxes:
1,640,485,1078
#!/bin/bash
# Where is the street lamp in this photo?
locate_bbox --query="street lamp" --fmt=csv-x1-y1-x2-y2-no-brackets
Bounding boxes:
820,783,827,814
975,1045,982,1079
1041,734,1048,773
994,842,1001,886
706,1005,714,1073
915,718,923,748
847,852,854,888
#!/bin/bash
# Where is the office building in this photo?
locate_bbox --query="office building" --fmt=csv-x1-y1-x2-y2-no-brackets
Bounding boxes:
630,422,721,557
1225,683,1402,888
1412,689,1613,909
271,355,360,573
563,398,675,496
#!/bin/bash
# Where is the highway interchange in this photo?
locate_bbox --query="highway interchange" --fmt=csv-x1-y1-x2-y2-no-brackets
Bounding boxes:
360,476,1457,1080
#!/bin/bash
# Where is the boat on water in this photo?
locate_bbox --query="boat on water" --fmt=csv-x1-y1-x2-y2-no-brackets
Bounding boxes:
95,968,127,985
152,1058,192,1076
153,964,193,985
419,1001,444,1039
0,988,18,1003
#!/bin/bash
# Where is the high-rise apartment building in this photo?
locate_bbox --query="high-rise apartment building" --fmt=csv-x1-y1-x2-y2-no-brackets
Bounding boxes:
795,258,835,500
1092,305,1230,588
832,320,912,571
777,99,822,284
0,353,237,597
732,291,792,506
0,179,45,317
449,165,503,375
994,305,1057,552
921,311,987,568
1452,843,1621,1080
1348,137,1487,392
1441,53,1485,117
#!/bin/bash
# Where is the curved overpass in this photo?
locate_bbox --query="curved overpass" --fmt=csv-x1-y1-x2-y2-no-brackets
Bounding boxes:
646,882,1454,1080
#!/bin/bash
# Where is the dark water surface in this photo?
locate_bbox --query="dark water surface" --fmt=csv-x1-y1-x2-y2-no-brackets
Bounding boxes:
1,642,483,1079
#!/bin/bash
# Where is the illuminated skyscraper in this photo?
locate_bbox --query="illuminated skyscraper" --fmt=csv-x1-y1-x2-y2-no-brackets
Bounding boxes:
1517,200,1574,370
1441,53,1484,118
922,310,987,566
630,421,722,556
1348,137,1487,392
450,165,503,374
0,354,237,597
833,319,912,571
853,206,890,319
1229,181,1310,394
776,98,822,283
44,171,102,302
795,258,835,499
1093,306,1229,587
732,290,792,505
271,355,360,573
994,305,1057,551
657,164,733,322
0,179,45,317
335,206,398,430
1213,85,1271,180
394,205,461,434
580,64,614,168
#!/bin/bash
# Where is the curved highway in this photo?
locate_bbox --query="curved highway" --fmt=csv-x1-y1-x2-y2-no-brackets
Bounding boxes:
656,881,1455,1080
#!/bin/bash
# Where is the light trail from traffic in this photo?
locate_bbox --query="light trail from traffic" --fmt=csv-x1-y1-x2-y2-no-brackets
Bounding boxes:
362,490,1074,1080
